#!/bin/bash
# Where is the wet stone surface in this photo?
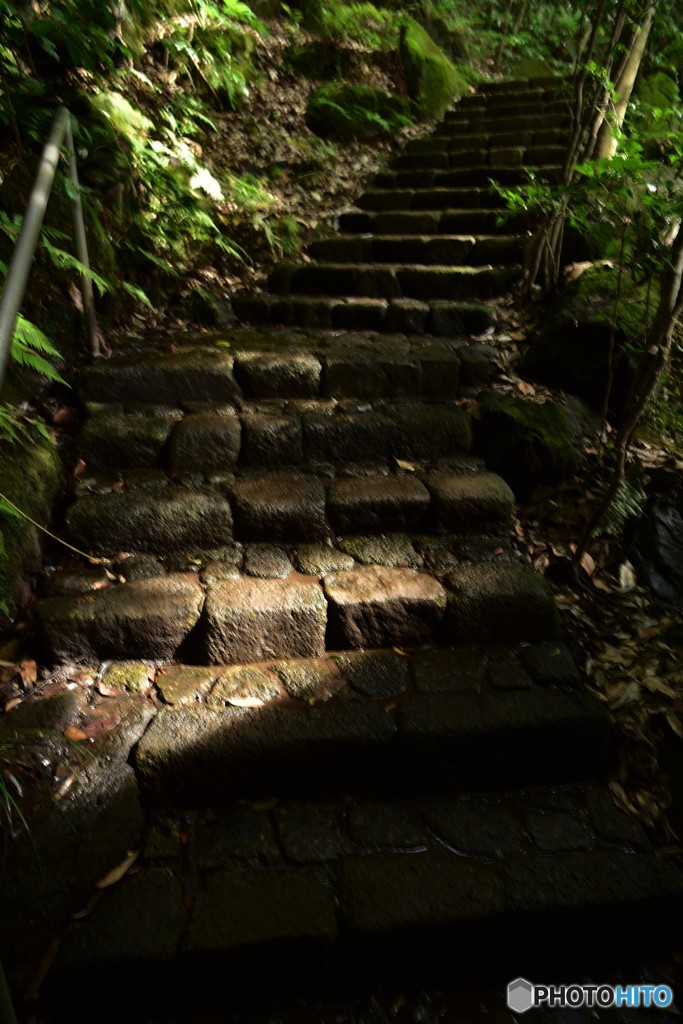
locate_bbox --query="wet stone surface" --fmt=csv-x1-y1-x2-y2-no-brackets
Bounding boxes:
338,650,409,699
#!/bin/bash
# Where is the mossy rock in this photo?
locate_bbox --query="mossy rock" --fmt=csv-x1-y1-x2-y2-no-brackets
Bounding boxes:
306,83,411,142
520,265,650,418
634,72,680,110
399,17,469,120
0,433,62,616
474,392,577,495
285,41,356,81
509,57,555,79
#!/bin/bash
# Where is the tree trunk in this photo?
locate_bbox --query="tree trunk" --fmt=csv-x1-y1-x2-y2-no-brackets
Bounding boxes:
594,2,658,159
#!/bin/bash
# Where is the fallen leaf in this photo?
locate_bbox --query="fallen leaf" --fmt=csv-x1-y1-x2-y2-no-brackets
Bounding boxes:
96,849,139,889
226,695,268,708
64,725,88,742
79,714,122,738
580,552,596,576
73,458,87,478
517,380,536,396
394,458,418,472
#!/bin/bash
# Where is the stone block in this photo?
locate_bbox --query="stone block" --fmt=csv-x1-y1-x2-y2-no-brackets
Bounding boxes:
324,565,447,648
202,576,327,663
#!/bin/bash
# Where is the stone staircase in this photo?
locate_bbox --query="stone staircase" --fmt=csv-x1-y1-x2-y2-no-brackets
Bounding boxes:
21,78,683,1021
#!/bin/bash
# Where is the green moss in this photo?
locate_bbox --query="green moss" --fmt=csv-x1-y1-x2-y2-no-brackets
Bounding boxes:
475,392,577,495
521,265,652,417
90,92,154,139
509,57,555,79
0,434,61,614
399,16,469,120
306,83,411,141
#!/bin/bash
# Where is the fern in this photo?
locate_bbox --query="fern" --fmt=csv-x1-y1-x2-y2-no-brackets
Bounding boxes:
599,468,647,538
11,316,67,386
40,238,111,296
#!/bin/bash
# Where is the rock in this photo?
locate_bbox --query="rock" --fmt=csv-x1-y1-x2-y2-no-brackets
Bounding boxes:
100,661,154,695
337,534,422,568
324,565,447,648
399,17,469,119
337,850,503,933
527,812,593,852
518,641,581,686
66,489,234,555
168,413,241,474
191,809,280,868
243,544,293,579
423,799,525,857
306,83,411,142
45,565,113,596
209,666,283,706
338,651,409,699
421,470,514,531
234,352,322,398
241,412,304,467
115,554,165,582
79,413,175,470
231,473,327,542
412,647,486,693
81,347,240,405
348,803,427,852
156,665,217,705
327,475,430,532
294,544,355,576
202,576,327,663
274,803,347,862
520,265,646,417
184,868,338,952
627,496,683,602
444,559,560,642
36,574,205,661
272,657,343,702
50,867,185,984
474,392,578,495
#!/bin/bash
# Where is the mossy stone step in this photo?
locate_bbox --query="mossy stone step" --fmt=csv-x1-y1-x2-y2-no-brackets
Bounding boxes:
81,333,479,409
134,682,606,805
64,467,513,550
269,262,519,301
442,126,570,149
74,399,475,482
356,187,508,211
36,554,561,664
338,208,532,235
457,86,567,108
477,76,568,94
400,141,567,168
446,98,571,120
306,233,525,266
233,293,495,337
372,165,562,189
442,112,571,133
44,783,683,1021
390,156,564,182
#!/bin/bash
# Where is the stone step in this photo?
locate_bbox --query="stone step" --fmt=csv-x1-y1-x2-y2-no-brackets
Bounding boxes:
44,773,683,1021
133,644,607,804
355,186,508,211
478,76,567,94
398,141,567,167
445,98,571,122
233,293,495,336
307,233,526,266
456,86,567,108
36,553,560,663
441,111,571,134
338,207,533,235
269,262,520,301
63,467,514,552
81,331,489,408
371,164,562,189
442,126,570,149
382,160,565,187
